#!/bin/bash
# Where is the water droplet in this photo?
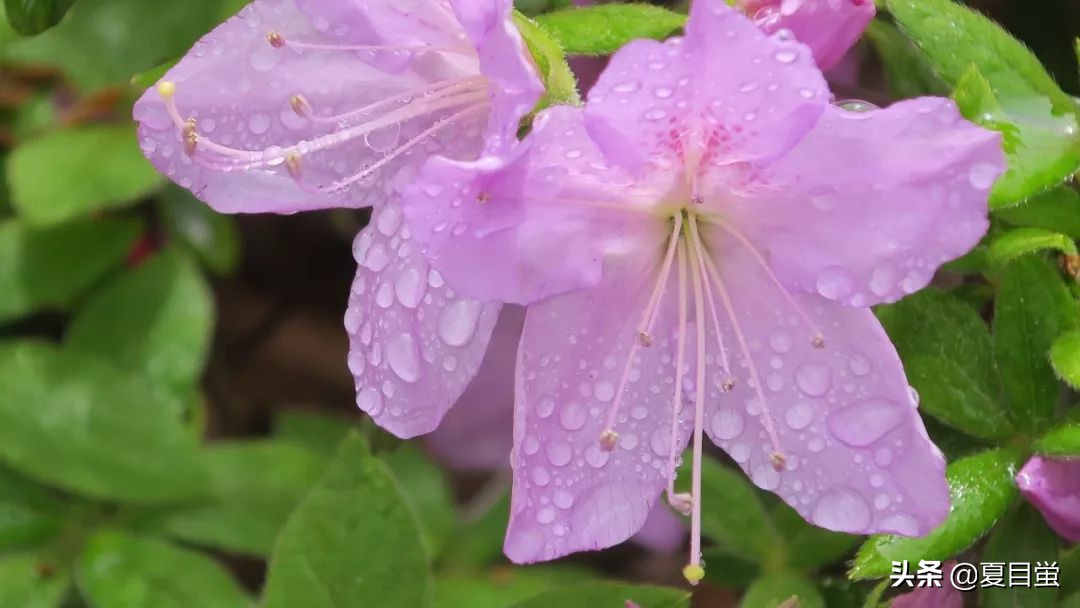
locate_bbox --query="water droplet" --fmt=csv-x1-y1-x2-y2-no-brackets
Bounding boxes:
585,444,610,468
969,163,998,190
795,362,831,397
612,80,640,93
357,387,383,416
523,436,540,455
394,269,426,309
874,447,894,467
620,432,639,450
546,441,572,466
711,409,744,440
751,462,781,490
848,353,871,376
594,380,615,402
536,507,556,524
536,397,555,419
438,300,482,346
248,112,271,135
770,331,792,353
826,399,905,447
530,465,550,486
880,513,919,536
812,488,871,533
785,403,813,429
364,123,402,152
816,266,856,300
774,49,798,64
361,242,391,271
836,99,880,113
650,427,671,457
386,334,421,383
559,402,587,431
553,489,574,509
376,205,402,236
869,262,898,297
874,493,891,510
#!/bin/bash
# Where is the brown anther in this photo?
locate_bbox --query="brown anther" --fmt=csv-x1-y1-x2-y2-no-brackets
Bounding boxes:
1062,253,1080,281
811,333,825,349
285,152,303,181
637,330,653,347
289,94,311,117
183,118,199,156
691,196,705,205
721,377,735,392
267,31,286,48
599,429,620,452
476,192,491,204
769,451,787,472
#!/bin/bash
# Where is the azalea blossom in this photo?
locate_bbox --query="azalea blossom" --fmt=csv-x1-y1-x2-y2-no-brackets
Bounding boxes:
132,0,543,437
1017,456,1080,542
404,0,1004,580
739,0,876,70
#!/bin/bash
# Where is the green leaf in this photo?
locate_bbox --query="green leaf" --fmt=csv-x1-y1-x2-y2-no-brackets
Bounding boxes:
78,531,250,608
7,126,162,226
435,567,593,608
261,433,432,608
0,555,70,608
0,342,206,504
67,249,213,398
700,547,761,589
876,290,1012,440
741,572,825,608
273,409,357,458
1034,422,1080,456
951,65,1080,208
513,12,580,110
4,0,76,35
534,4,685,56
159,187,240,276
987,228,1077,269
771,502,860,572
0,467,69,552
994,186,1080,240
441,491,511,569
509,583,689,608
157,440,325,556
1062,544,1080,598
1051,331,1080,389
850,449,1022,579
3,0,225,90
980,504,1059,608
864,20,947,99
514,0,571,16
0,217,140,324
994,256,1077,431
383,444,456,560
888,0,1080,206
682,455,782,565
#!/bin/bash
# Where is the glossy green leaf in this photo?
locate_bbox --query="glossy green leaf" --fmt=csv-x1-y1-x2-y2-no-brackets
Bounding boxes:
994,186,1080,240
682,455,782,564
864,20,947,99
0,342,206,504
383,444,456,560
0,467,69,552
851,449,1022,580
0,217,140,324
741,572,825,608
534,4,685,56
514,12,580,109
434,567,593,608
158,440,325,556
4,0,76,35
994,256,1078,431
78,531,250,608
3,0,225,90
0,555,69,608
1034,422,1080,455
980,504,1059,608
8,126,162,226
1051,331,1080,389
262,434,432,608
876,290,1012,440
159,187,240,276
987,228,1077,269
509,583,689,608
67,249,213,398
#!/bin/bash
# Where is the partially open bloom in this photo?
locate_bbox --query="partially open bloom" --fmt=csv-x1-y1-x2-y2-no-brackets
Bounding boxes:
739,0,875,70
405,0,1003,578
133,0,543,437
1017,456,1080,542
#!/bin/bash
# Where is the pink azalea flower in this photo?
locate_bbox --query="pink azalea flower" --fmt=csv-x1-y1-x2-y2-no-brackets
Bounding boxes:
132,0,543,438
404,0,1003,580
890,561,963,608
739,0,876,70
1017,456,1080,542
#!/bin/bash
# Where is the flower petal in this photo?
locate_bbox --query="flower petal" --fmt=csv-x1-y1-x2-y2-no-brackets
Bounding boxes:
134,0,537,216
347,198,500,439
504,255,692,563
720,99,1003,307
891,562,964,608
631,505,685,553
1017,456,1080,542
405,106,672,305
584,0,827,171
423,305,523,471
699,242,950,536
744,0,876,71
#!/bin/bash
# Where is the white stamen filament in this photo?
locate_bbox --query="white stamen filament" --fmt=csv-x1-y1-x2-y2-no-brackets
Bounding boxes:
304,77,485,127
686,219,708,584
665,239,691,513
639,215,685,345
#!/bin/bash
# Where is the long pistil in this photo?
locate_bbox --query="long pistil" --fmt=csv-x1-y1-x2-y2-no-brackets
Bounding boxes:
664,239,693,515
683,219,709,586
